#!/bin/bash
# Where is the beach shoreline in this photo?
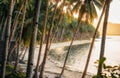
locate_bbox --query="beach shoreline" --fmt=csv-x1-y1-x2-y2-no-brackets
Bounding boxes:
21,40,93,78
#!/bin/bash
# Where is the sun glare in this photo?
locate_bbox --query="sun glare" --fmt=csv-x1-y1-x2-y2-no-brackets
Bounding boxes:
63,6,67,13
73,12,79,18
57,0,63,7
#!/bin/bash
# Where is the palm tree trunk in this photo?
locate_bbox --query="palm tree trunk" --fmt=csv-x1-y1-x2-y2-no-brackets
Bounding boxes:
53,26,58,42
1,17,7,40
97,0,111,76
33,0,49,78
0,15,5,39
26,0,42,78
13,0,28,72
7,38,19,61
59,22,81,77
52,12,64,42
59,7,84,76
20,47,28,61
0,0,14,78
81,2,106,78
0,14,4,32
59,27,65,41
53,14,64,42
9,0,24,42
39,0,59,77
7,1,24,62
19,47,25,58
13,42,19,72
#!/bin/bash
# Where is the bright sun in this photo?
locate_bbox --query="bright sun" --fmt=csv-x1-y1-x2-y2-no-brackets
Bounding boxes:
73,12,79,18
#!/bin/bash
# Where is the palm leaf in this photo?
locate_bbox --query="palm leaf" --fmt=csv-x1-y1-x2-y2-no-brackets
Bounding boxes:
93,0,102,9
79,4,86,21
90,2,98,19
72,1,82,13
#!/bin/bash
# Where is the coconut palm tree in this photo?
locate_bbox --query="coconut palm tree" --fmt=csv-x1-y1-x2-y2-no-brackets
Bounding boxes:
0,17,7,40
59,4,85,77
59,0,104,77
26,0,42,78
13,0,28,72
0,0,9,40
97,0,111,76
81,1,106,78
9,0,24,42
1,0,14,78
39,0,59,77
33,0,49,78
51,7,64,42
20,47,28,61
0,14,4,32
7,0,25,62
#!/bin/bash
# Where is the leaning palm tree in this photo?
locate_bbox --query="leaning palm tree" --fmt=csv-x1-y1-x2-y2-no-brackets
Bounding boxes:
9,0,24,42
0,0,9,40
59,0,103,77
81,1,106,78
13,0,28,72
97,0,111,76
51,0,66,42
59,3,86,77
26,0,42,78
1,17,7,40
7,0,24,62
0,14,4,32
1,0,14,78
39,0,59,77
33,0,49,78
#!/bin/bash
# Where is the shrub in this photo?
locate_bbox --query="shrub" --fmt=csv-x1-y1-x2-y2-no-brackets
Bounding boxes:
93,57,120,78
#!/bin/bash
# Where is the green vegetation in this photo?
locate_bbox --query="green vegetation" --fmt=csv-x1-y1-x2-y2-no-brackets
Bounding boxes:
0,0,113,78
0,64,26,78
0,0,100,46
93,57,120,78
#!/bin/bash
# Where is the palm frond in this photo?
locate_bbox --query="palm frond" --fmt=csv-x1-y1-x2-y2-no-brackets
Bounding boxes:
72,1,82,13
93,0,102,9
79,4,87,21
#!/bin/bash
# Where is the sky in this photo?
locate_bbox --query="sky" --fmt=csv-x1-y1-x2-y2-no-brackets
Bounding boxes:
93,0,120,35
108,0,120,23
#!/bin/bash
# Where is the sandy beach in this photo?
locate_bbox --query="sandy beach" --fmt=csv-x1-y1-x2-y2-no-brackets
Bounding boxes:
21,40,93,78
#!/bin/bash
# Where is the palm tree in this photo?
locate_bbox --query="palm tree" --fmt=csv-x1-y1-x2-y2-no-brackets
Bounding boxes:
59,3,86,76
26,0,42,78
0,14,4,32
0,0,9,40
7,0,25,62
97,0,111,76
52,13,64,42
13,0,28,72
33,0,49,78
1,0,14,78
9,0,24,42
20,47,28,62
0,17,7,40
59,0,103,77
81,1,106,78
39,0,59,77
52,0,66,42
